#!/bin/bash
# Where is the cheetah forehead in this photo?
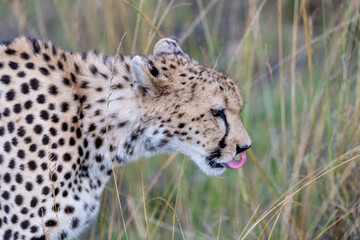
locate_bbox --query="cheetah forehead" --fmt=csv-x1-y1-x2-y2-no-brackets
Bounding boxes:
147,54,244,110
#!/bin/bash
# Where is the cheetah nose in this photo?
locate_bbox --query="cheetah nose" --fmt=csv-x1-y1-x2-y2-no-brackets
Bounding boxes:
236,144,251,154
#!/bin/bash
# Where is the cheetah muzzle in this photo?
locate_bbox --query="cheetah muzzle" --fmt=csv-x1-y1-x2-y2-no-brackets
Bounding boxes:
0,37,251,239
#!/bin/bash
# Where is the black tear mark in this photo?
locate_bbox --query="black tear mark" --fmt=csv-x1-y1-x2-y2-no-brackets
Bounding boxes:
218,111,229,149
205,111,229,169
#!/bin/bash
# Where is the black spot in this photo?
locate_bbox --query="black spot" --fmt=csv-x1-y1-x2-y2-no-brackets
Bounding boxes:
69,137,76,146
57,60,64,70
40,110,49,120
11,214,18,224
60,231,68,239
3,173,11,183
88,124,96,132
7,122,14,133
52,45,57,55
20,52,30,59
25,182,33,191
89,64,98,74
118,121,128,128
78,146,84,156
70,73,76,83
11,137,18,146
15,173,23,183
21,83,30,94
43,53,50,62
45,219,57,227
72,218,79,229
48,103,55,110
17,149,25,159
15,194,23,206
3,108,10,116
30,225,38,233
149,66,159,78
1,191,10,200
48,85,58,95
20,220,29,229
28,161,37,170
1,75,11,85
13,103,21,113
64,172,71,180
38,150,46,158
29,143,37,152
17,71,26,77
3,230,12,239
50,127,57,136
95,155,103,162
50,173,57,182
42,186,50,195
51,114,59,123
62,122,68,132
33,124,43,134
39,67,50,76
178,123,185,128
61,52,67,61
76,128,81,138
64,206,75,214
95,137,103,149
25,114,34,124
30,38,41,53
5,48,16,55
80,81,89,88
49,153,58,161
29,78,40,90
3,141,11,152
36,94,46,104
25,62,34,69
40,163,47,171
9,61,18,70
5,89,15,101
63,153,71,162
36,175,44,184
61,102,69,112
38,206,46,217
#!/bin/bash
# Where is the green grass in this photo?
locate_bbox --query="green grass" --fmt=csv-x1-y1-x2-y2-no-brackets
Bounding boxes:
1,0,359,239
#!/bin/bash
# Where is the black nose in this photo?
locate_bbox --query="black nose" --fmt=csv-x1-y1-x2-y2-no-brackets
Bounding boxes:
236,144,251,154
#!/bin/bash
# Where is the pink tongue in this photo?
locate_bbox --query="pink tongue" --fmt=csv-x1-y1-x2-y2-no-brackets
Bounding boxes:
224,152,247,169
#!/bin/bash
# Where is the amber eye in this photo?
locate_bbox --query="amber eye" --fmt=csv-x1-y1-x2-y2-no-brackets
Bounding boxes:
211,109,223,117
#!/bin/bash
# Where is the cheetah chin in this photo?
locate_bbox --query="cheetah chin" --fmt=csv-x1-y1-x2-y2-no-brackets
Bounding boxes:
0,36,251,239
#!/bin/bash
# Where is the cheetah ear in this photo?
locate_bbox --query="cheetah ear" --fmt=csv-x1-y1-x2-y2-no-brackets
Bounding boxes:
153,38,189,58
131,56,166,98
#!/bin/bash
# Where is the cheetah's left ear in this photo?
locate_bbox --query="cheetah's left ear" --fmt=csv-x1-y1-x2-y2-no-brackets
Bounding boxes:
153,38,189,58
131,56,169,99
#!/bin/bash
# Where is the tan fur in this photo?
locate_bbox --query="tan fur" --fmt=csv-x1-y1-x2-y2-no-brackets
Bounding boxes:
0,37,250,239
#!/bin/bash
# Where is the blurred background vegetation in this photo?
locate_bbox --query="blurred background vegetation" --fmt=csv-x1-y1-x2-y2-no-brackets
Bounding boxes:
1,0,359,239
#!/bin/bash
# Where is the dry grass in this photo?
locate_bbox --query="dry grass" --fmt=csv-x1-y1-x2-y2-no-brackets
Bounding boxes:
1,0,359,239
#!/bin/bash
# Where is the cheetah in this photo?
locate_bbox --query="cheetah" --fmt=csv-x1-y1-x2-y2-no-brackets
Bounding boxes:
0,37,251,239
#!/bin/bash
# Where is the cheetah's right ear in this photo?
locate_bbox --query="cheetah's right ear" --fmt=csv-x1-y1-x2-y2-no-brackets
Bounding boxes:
131,56,169,99
153,38,189,58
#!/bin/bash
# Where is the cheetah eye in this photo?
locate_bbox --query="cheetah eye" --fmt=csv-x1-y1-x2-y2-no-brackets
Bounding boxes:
211,109,224,118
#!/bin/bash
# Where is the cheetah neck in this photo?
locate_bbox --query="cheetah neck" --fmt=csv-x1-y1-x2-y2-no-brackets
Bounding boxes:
71,53,167,182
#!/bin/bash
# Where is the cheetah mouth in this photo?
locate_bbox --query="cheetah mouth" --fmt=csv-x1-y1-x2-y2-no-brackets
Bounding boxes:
223,152,247,169
206,151,247,169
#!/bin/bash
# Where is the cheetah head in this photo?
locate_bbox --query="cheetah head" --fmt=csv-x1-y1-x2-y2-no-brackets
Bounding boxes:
131,38,251,176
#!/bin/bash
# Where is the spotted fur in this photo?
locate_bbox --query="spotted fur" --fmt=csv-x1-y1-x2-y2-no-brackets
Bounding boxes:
0,37,251,239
